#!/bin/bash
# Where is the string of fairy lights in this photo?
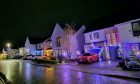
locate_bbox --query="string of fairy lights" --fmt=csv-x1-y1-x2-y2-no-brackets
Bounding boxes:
106,32,120,46
105,32,121,60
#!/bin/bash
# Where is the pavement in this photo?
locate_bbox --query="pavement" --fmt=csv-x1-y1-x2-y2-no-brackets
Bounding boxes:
28,60,140,80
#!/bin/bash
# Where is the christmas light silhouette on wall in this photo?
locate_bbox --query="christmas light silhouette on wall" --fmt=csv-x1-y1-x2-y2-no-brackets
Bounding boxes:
106,34,111,46
105,31,121,60
106,32,120,46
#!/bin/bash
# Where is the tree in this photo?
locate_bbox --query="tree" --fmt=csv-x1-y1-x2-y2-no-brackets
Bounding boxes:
62,23,76,59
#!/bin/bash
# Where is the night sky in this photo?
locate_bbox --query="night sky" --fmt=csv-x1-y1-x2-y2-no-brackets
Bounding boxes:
0,0,140,50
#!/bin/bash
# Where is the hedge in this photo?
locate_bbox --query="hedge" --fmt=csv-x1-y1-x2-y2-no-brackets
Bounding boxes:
32,59,58,64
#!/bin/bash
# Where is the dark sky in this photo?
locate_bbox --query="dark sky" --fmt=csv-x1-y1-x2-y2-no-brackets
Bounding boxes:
0,0,140,49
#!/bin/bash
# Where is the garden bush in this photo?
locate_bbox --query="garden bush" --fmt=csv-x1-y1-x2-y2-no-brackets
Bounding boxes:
32,59,58,64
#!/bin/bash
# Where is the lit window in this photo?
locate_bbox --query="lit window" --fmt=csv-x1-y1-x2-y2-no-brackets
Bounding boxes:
26,49,30,53
56,37,61,46
49,42,52,47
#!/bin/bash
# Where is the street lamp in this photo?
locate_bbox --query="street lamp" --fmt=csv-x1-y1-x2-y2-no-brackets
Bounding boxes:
6,43,11,48
6,43,12,59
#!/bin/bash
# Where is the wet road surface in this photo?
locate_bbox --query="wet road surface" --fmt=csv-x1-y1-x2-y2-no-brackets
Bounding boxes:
0,60,140,84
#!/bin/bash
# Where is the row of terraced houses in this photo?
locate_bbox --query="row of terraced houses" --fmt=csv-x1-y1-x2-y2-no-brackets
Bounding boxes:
6,18,140,61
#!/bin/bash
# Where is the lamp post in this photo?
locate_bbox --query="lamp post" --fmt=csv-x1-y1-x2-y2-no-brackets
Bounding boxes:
6,43,11,48
6,43,12,59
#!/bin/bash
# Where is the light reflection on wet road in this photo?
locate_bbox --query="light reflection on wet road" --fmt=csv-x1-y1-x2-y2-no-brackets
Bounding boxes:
0,60,139,84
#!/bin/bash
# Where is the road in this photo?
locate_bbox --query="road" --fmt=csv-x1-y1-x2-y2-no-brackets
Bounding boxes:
0,60,139,84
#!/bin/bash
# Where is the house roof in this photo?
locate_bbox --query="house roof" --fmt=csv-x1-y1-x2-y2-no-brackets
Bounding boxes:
43,37,51,42
47,37,52,41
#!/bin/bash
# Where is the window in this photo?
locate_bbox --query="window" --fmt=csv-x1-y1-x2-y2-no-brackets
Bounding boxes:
89,33,93,40
46,41,52,47
132,21,140,36
49,41,52,47
56,37,61,46
93,32,99,39
36,44,42,49
38,44,41,49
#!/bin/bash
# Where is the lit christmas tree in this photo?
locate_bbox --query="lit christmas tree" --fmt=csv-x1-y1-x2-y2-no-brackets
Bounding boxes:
125,50,140,70
129,51,136,61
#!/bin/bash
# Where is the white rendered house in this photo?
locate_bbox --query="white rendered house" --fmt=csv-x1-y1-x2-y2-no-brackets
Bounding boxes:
115,18,140,57
24,37,36,56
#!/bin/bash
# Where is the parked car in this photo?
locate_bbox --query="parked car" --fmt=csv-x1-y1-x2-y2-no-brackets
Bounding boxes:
13,55,23,59
77,53,99,64
33,56,45,60
23,55,34,60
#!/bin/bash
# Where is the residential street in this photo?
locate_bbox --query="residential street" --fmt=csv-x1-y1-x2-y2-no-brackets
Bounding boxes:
0,0,140,83
0,60,140,84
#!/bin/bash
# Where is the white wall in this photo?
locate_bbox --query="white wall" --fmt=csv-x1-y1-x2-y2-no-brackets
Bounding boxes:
51,23,64,49
115,19,140,57
84,29,105,43
116,23,140,43
19,47,25,56
51,23,64,57
30,44,36,55
25,44,36,56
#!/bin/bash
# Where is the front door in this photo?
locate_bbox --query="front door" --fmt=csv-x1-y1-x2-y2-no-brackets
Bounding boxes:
109,46,119,60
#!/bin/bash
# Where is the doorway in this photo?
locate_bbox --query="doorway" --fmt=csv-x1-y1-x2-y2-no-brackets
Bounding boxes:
109,46,119,60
